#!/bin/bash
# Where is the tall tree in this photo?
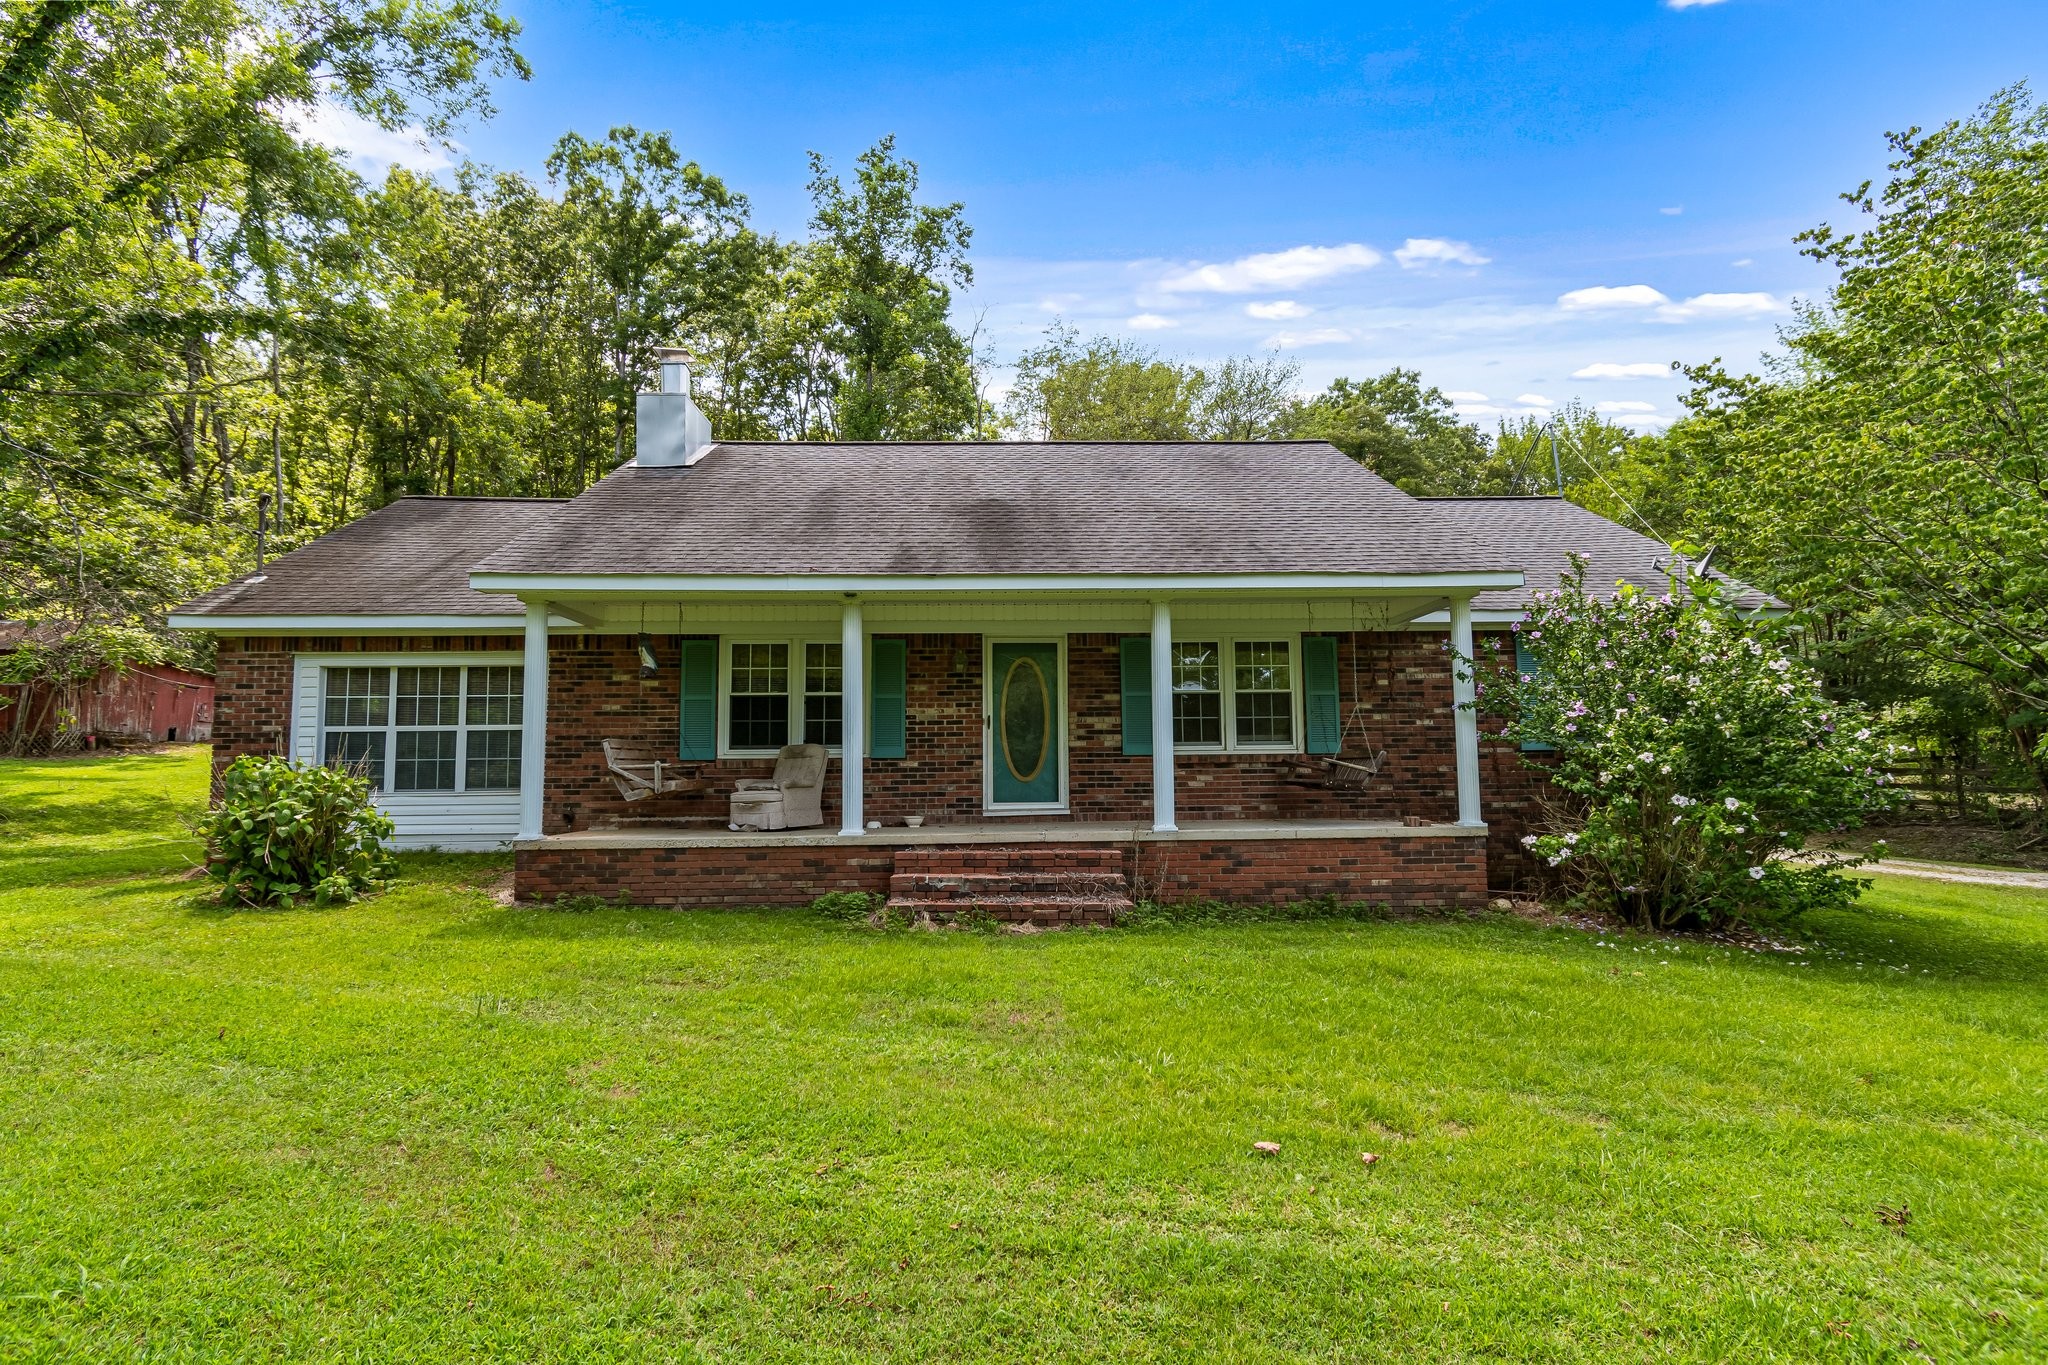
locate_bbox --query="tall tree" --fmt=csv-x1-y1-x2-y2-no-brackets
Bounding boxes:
1286,370,1495,494
805,136,976,440
1671,86,2048,800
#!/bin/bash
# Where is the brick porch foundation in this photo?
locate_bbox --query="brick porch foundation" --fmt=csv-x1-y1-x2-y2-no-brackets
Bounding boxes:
514,822,1489,913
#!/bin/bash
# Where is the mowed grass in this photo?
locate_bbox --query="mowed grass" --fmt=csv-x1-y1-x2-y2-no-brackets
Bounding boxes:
1,752,2044,1362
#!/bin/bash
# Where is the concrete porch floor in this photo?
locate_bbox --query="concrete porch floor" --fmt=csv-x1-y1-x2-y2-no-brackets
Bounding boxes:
519,817,1484,851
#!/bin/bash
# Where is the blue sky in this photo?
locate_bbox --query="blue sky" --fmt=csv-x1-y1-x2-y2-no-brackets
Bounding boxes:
322,0,2048,432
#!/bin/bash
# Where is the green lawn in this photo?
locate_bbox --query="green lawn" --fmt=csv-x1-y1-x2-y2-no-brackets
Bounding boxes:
2,751,2044,1361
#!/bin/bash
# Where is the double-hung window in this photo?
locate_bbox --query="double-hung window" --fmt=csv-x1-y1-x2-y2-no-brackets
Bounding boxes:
1168,637,1299,752
319,663,523,792
723,640,844,755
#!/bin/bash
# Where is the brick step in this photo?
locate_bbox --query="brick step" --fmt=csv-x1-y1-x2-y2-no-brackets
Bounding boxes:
891,846,1127,875
888,870,1129,901
885,894,1132,926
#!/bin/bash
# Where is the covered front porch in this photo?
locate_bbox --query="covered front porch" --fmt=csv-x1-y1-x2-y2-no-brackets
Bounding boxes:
517,817,1491,919
494,580,1505,908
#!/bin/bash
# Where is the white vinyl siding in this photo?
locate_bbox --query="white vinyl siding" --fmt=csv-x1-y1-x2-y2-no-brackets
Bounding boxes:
291,653,522,851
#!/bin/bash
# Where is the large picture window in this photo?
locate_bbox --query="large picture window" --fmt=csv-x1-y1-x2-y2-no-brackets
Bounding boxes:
320,663,522,793
723,639,844,755
1168,637,1299,752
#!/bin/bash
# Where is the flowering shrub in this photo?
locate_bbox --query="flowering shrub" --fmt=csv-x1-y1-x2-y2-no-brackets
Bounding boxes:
1472,562,1898,930
201,756,397,907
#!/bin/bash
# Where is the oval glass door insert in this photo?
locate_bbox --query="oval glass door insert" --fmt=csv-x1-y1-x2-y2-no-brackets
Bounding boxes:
1000,655,1050,783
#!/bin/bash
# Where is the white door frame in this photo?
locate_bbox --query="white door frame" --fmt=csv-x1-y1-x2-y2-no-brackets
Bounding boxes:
982,635,1069,815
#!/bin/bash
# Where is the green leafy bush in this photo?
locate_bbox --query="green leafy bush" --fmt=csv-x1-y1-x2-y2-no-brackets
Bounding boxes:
201,756,396,907
809,890,886,923
1475,563,1899,930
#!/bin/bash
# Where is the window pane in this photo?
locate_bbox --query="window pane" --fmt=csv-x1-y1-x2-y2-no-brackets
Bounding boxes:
322,730,386,787
465,666,524,726
1235,690,1294,746
730,642,789,696
729,694,790,750
465,729,522,790
393,728,457,791
805,642,842,694
1171,642,1221,695
1173,692,1222,747
396,667,461,727
805,642,843,746
1233,640,1292,693
322,667,389,728
805,693,844,747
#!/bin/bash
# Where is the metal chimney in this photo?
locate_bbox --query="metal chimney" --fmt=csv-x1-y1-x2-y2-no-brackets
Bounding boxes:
635,346,714,466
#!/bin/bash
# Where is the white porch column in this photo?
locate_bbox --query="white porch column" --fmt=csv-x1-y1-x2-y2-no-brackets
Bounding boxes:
839,599,866,836
1149,598,1177,833
1449,595,1483,827
518,599,549,840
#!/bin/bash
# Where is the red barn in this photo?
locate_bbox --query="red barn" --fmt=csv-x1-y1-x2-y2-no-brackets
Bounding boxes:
0,622,214,753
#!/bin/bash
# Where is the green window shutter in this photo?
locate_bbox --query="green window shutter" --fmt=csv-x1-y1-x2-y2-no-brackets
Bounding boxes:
1120,636,1152,756
678,637,717,759
1303,635,1341,754
1514,632,1554,752
870,637,907,758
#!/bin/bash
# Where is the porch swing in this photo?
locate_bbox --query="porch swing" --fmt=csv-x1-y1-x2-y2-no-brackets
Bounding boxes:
1285,702,1387,792
1284,634,1389,794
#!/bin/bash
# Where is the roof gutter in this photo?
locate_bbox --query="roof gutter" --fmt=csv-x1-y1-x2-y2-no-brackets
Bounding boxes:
466,570,1526,597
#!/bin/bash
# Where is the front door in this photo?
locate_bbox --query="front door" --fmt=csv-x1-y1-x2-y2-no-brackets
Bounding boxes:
989,641,1061,807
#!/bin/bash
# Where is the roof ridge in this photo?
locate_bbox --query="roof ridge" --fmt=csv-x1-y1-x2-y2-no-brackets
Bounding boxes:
392,494,571,503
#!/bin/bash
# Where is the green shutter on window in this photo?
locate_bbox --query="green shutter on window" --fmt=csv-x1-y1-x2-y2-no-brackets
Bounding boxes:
678,637,717,759
1120,635,1152,756
1514,631,1554,752
870,637,907,758
1303,635,1341,754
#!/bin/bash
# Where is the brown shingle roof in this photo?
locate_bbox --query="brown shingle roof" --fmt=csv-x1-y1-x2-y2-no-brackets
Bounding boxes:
173,496,565,619
469,441,1521,579
1417,496,1783,614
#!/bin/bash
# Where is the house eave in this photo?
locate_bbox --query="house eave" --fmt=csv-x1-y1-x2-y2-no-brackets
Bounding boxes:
466,570,1527,598
168,612,542,634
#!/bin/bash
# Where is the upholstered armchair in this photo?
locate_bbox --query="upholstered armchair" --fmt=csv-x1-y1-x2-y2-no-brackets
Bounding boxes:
727,743,829,831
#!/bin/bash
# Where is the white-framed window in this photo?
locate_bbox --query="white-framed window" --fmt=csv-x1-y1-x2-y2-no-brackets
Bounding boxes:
1169,636,1300,752
319,663,523,793
720,639,844,756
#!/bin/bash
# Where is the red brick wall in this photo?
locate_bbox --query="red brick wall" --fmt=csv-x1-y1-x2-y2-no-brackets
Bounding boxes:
515,833,1488,910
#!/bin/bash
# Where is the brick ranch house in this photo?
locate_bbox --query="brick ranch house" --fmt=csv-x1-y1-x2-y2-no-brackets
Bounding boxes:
171,356,1771,920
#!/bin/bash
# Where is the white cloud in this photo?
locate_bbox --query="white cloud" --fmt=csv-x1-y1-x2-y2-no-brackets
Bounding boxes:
1558,284,1788,323
1572,361,1670,380
1161,243,1382,293
1597,400,1659,414
1394,237,1491,269
1731,258,1754,268
1659,205,1684,216
1266,327,1355,348
1517,393,1554,408
1656,291,1787,321
1245,300,1312,320
1667,0,1728,7
1559,284,1672,311
296,99,457,173
1126,313,1179,331
1444,390,1489,403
